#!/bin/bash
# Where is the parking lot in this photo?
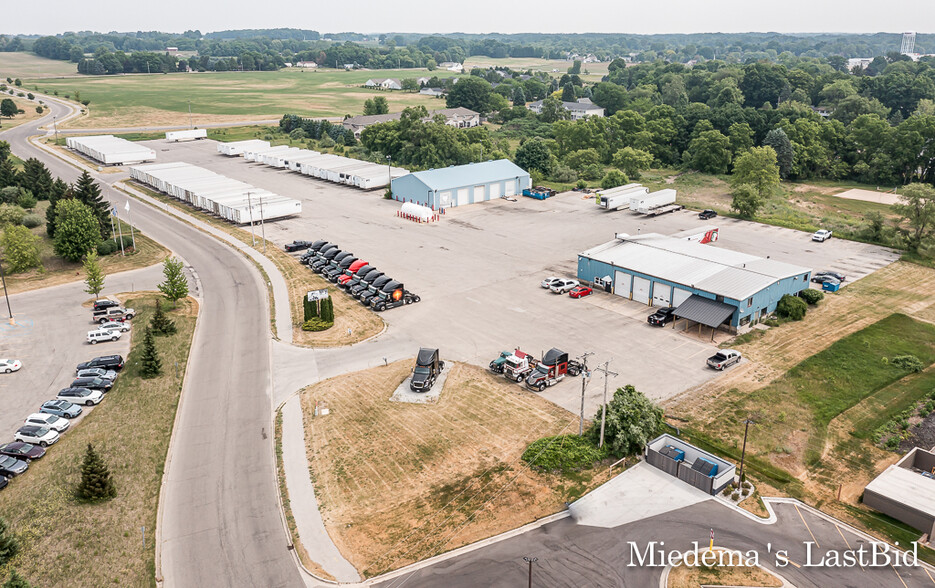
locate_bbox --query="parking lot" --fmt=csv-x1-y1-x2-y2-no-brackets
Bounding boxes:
0,266,160,441
125,140,901,415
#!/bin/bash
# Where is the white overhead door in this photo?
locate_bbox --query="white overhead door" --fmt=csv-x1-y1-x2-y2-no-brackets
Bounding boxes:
489,183,501,199
504,180,516,197
456,188,470,206
672,287,692,307
438,191,452,208
632,276,651,305
652,282,672,306
613,271,631,298
473,185,485,204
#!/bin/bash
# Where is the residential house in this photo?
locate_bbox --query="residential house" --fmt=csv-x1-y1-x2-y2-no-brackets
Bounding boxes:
342,107,480,138
526,97,605,120
419,88,446,97
365,78,403,90
438,62,464,73
295,61,318,68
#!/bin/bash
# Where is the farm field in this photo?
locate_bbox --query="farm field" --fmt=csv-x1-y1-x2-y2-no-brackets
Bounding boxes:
462,56,608,81
25,69,455,128
0,52,79,79
0,95,45,131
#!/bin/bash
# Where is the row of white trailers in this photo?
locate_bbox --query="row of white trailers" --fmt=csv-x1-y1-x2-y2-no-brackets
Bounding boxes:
128,162,301,225
65,135,157,166
217,140,409,190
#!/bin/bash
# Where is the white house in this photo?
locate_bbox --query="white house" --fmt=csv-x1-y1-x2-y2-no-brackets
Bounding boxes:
343,107,480,138
416,76,431,86
438,62,464,73
419,88,446,97
526,97,605,120
364,78,403,90
295,61,318,68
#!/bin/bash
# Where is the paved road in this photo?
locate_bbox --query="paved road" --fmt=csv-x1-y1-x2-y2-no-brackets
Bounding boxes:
2,98,303,587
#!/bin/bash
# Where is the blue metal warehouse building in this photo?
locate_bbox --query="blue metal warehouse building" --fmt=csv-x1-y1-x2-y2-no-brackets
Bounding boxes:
578,233,812,331
390,160,530,210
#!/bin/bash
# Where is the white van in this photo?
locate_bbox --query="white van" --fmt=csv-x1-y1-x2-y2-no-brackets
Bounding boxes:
87,329,121,345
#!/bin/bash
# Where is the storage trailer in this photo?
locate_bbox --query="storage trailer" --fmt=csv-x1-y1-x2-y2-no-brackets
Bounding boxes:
629,189,681,215
597,184,650,210
165,129,207,142
67,135,156,165
217,140,270,156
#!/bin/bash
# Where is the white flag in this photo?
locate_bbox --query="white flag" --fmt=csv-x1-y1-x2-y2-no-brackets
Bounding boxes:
125,200,130,212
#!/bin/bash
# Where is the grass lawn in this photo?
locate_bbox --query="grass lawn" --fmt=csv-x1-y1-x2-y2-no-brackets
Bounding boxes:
667,549,782,588
299,360,607,577
0,293,197,587
0,95,45,131
2,201,169,295
462,56,608,82
26,69,456,128
0,52,78,79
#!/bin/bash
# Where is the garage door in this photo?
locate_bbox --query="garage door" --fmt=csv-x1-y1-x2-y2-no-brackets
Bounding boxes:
672,287,692,307
613,271,631,298
489,183,501,199
438,191,452,207
504,181,516,197
473,185,485,204
456,188,470,206
652,282,672,306
632,276,651,305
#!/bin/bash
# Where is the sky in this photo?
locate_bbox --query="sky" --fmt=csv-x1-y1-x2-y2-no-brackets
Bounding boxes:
4,0,934,36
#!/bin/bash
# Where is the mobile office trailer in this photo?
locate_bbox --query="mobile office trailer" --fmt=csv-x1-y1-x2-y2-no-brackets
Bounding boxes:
217,140,270,156
244,145,290,162
282,150,323,172
190,183,253,209
222,196,301,225
165,129,207,142
597,184,650,210
630,189,677,213
328,162,377,185
129,161,189,185
262,147,303,167
352,166,409,189
67,135,157,165
300,154,348,179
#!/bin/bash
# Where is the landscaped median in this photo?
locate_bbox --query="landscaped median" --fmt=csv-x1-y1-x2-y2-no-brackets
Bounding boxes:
0,293,196,587
121,181,384,347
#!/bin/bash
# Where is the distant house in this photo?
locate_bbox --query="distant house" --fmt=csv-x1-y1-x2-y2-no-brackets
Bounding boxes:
342,107,480,138
365,78,403,90
166,47,179,54
438,61,464,73
295,61,318,68
526,97,605,120
419,88,446,97
343,63,356,70
847,57,873,70
811,106,833,118
416,76,431,86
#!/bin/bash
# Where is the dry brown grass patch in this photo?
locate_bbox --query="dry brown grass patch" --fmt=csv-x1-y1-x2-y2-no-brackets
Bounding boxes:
667,548,783,587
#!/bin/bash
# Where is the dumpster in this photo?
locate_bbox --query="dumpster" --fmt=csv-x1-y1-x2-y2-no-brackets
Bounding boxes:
821,281,841,293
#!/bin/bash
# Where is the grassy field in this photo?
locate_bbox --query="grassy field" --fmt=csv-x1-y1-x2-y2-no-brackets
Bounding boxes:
26,69,454,128
300,360,607,577
2,201,169,295
0,293,197,587
462,56,608,82
667,549,782,588
0,52,78,79
0,95,45,131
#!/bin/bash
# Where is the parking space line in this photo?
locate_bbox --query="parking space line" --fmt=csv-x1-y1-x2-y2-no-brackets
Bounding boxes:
925,566,935,585
834,524,864,571
795,504,820,548
892,564,909,588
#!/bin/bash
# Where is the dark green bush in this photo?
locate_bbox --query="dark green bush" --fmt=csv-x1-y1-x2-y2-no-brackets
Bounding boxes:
21,214,41,229
301,318,334,332
776,294,807,320
799,288,824,305
96,240,118,255
521,434,608,473
890,355,924,373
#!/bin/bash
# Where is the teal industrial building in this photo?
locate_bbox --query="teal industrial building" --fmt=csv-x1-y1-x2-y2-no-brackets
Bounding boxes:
577,233,812,331
389,159,530,210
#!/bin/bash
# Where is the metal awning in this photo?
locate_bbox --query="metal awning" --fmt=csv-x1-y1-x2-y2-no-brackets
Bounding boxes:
674,295,735,328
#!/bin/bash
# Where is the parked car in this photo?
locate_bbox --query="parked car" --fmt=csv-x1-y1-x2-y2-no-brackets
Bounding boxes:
648,307,677,327
698,209,717,220
810,275,841,286
71,376,113,392
812,271,846,282
284,240,315,252
14,425,59,447
57,387,103,406
93,299,120,312
0,456,27,478
569,286,593,299
0,359,21,374
87,328,121,344
812,229,833,242
550,279,579,294
540,276,563,289
92,307,135,324
0,475,7,490
76,367,117,382
24,412,70,433
0,441,45,461
40,399,83,419
99,320,131,333
76,355,124,372
707,350,742,370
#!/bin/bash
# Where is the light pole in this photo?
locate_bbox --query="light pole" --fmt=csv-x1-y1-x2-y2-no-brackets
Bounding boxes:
52,115,59,143
593,361,619,448
188,100,193,130
523,556,537,588
258,196,266,254
0,258,12,325
386,155,392,195
246,191,256,246
738,418,755,484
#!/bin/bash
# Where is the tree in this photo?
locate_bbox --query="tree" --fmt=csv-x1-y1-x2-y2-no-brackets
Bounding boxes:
1,224,42,273
762,128,794,179
514,138,553,174
585,384,663,457
731,146,780,198
565,148,601,172
53,198,100,262
0,159,16,190
512,86,526,107
139,327,162,378
893,183,935,252
685,130,732,174
727,122,754,156
71,171,108,236
777,294,807,320
319,296,334,323
561,82,576,102
45,180,69,238
76,443,117,501
0,99,16,118
538,97,568,123
601,169,628,189
19,158,52,201
83,251,104,299
150,301,177,336
400,78,419,92
0,516,19,565
158,256,189,306
612,147,653,180
3,570,32,588
445,75,496,115
362,96,389,115
730,183,763,218
0,140,10,163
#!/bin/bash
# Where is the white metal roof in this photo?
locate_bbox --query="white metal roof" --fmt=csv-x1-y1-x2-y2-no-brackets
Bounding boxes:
865,465,935,518
580,233,810,300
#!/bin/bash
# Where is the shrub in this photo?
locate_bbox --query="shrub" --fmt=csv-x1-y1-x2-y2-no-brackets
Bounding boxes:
890,355,924,373
731,491,741,500
16,191,37,210
776,294,807,320
576,179,587,190
521,434,608,473
551,163,577,183
301,317,333,331
21,214,41,229
96,240,118,255
799,288,824,305
0,204,25,226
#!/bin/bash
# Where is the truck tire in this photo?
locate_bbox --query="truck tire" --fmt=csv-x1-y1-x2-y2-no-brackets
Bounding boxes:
515,374,523,383
91,340,97,345
537,383,545,392
413,296,421,303
404,297,412,305
99,318,107,324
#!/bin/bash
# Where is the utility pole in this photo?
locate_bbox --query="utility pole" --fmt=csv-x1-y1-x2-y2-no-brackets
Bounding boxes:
738,418,755,484
523,556,537,588
52,115,59,143
386,155,392,194
246,191,256,246
0,258,13,325
188,100,193,129
593,361,619,448
577,352,594,435
258,196,266,253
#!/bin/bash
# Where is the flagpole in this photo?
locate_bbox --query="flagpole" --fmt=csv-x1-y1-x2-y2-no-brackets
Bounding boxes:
125,200,136,251
110,211,117,243
116,210,125,256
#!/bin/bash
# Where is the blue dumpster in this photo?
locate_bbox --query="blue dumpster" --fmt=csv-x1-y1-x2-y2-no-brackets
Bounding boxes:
821,281,840,293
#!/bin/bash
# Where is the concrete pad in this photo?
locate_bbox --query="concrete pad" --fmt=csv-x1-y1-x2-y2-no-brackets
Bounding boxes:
835,188,900,206
569,461,711,528
390,363,451,404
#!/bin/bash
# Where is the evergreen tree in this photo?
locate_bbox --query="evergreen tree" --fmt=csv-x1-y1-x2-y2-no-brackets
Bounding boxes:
303,296,320,321
561,82,576,102
139,327,162,378
19,158,52,200
83,251,105,299
157,256,189,307
0,516,19,566
72,171,109,237
76,443,117,502
762,128,794,179
2,570,31,588
320,296,334,323
0,159,17,190
149,302,176,336
46,180,70,237
53,198,101,262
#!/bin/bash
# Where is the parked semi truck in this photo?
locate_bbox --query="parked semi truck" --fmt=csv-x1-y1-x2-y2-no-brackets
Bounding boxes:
410,348,444,392
369,280,421,311
524,348,582,392
349,269,385,297
489,351,513,374
596,183,648,211
503,349,539,382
